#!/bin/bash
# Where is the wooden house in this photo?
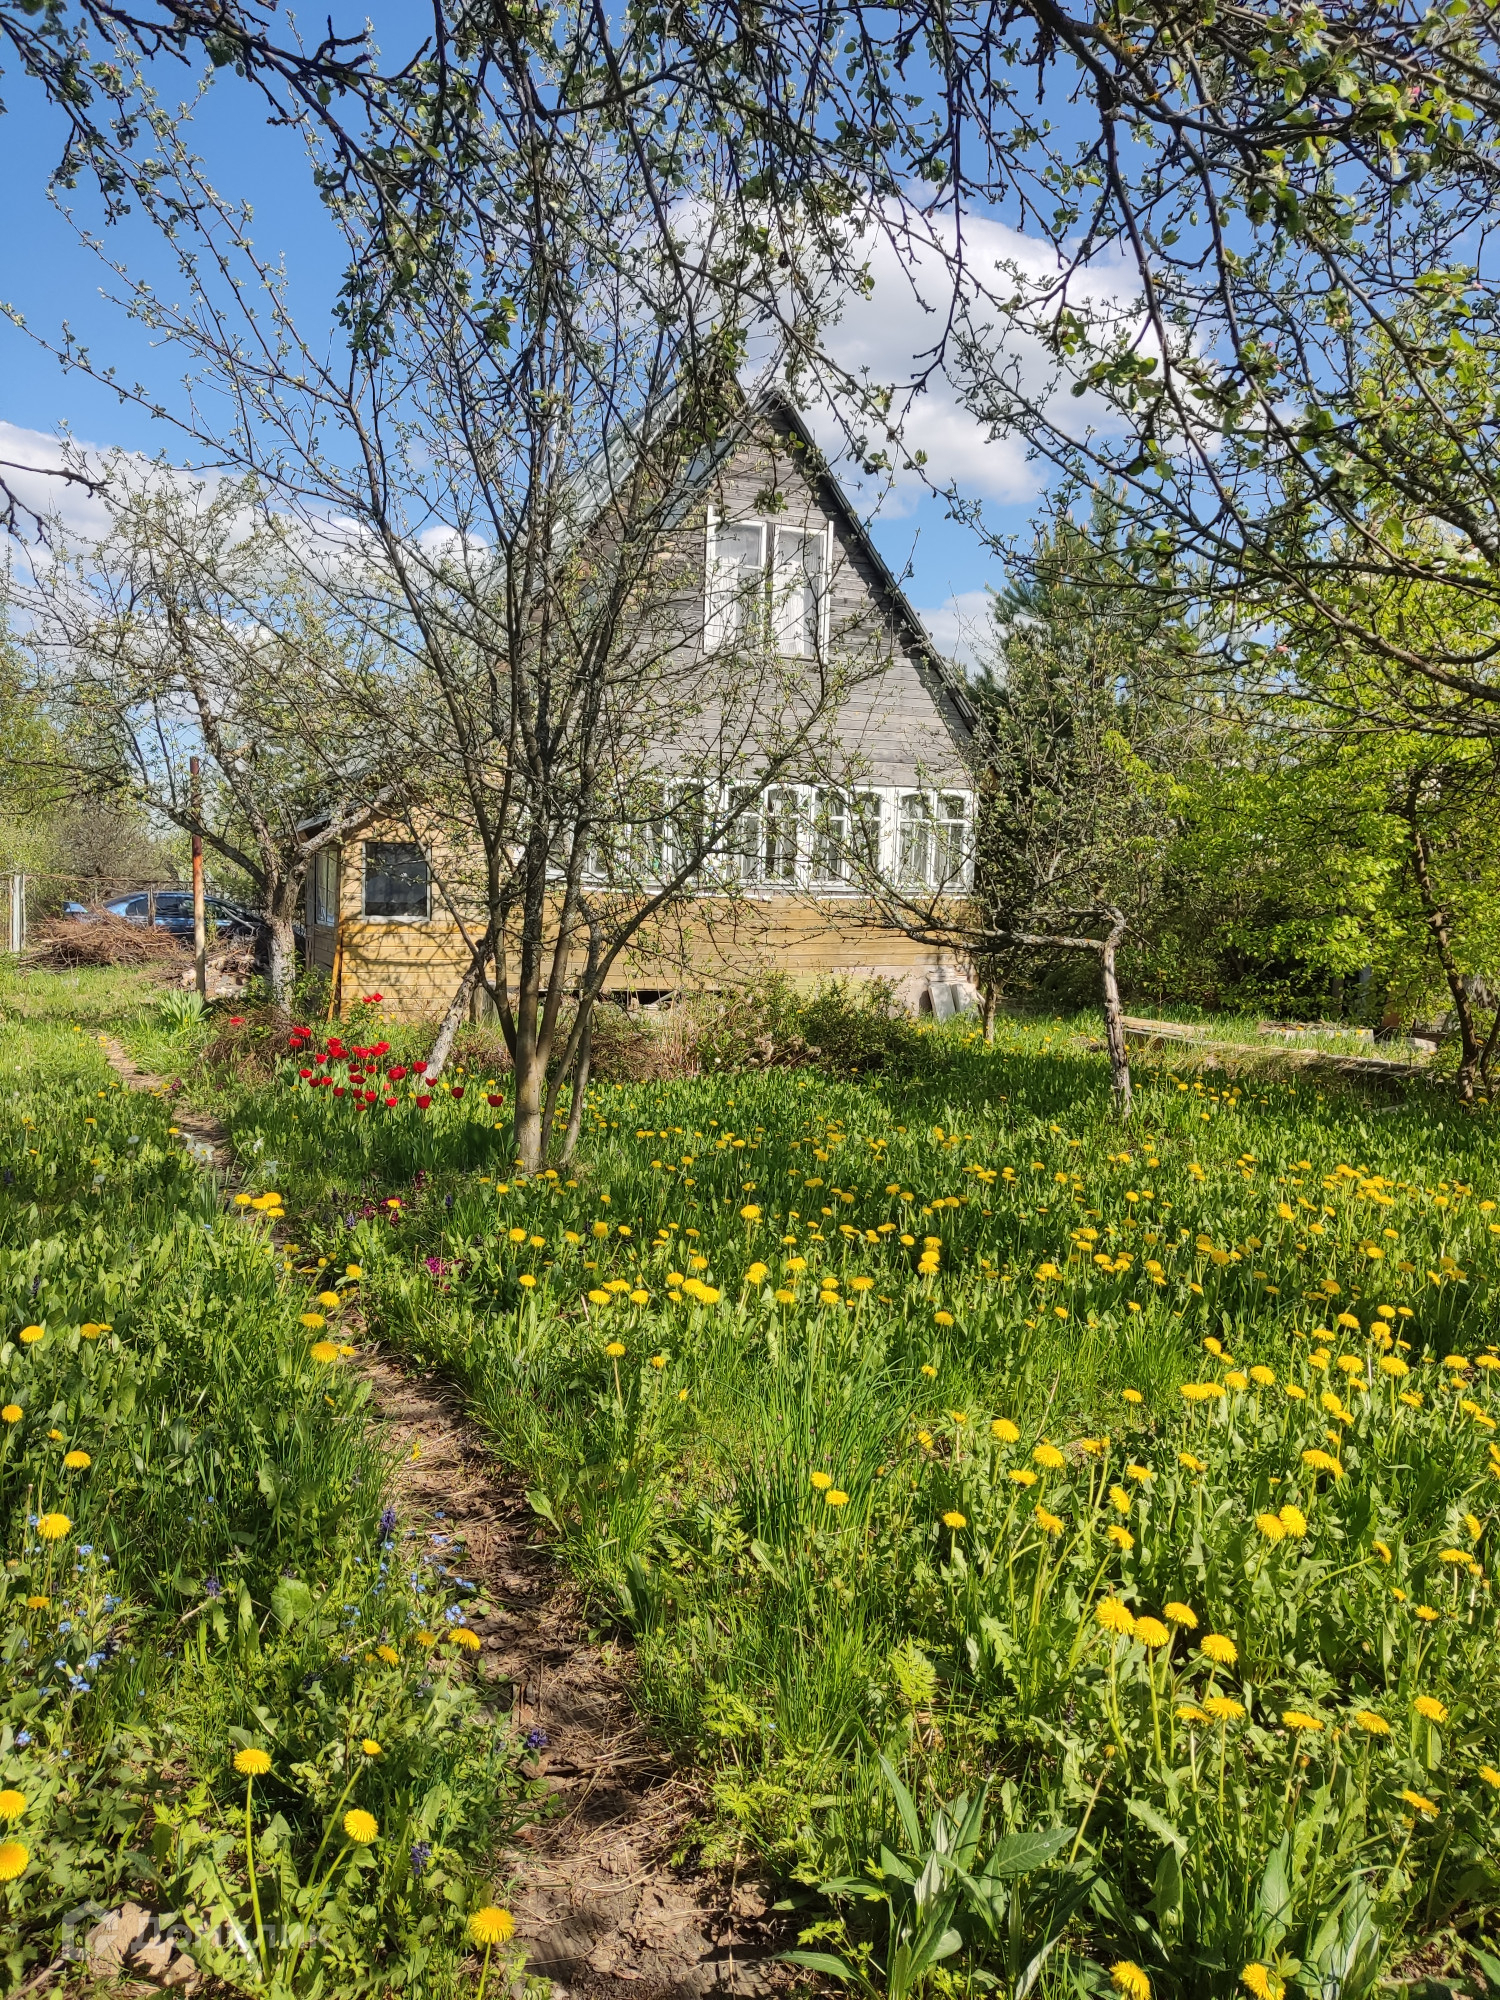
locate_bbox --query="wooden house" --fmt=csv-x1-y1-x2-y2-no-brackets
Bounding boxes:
305,391,982,1021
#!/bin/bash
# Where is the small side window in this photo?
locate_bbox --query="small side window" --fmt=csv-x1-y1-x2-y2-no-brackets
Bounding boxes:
364,842,428,919
313,849,340,927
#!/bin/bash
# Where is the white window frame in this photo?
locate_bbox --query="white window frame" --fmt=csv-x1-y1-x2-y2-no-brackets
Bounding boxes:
897,789,973,893
580,781,972,895
704,513,832,658
719,781,971,895
312,847,341,928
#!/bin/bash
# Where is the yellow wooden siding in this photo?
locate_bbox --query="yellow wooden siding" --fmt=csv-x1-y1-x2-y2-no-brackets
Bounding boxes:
309,887,972,1021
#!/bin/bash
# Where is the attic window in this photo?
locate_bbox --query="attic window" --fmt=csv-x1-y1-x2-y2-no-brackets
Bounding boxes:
706,516,831,658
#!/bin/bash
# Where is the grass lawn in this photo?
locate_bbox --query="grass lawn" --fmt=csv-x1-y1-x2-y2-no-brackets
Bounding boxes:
120,985,1500,1999
0,967,527,1994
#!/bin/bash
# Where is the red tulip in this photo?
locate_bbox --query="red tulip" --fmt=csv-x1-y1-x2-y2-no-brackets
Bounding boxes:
389,1065,407,1081
229,1015,245,1025
298,1067,312,1079
487,1093,503,1107
416,1093,432,1109
450,1086,464,1100
384,1095,398,1108
333,1086,345,1097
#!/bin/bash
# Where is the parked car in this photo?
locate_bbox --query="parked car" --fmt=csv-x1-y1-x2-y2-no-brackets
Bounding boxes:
71,892,304,952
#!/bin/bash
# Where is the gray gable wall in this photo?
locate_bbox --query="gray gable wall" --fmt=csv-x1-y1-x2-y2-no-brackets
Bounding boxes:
698,399,978,791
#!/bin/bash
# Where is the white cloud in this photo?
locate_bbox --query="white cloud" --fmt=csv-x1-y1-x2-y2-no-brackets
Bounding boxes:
912,588,996,671
0,418,128,544
784,208,1144,520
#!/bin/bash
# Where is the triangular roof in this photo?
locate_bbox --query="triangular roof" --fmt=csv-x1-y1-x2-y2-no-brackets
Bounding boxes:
575,374,984,757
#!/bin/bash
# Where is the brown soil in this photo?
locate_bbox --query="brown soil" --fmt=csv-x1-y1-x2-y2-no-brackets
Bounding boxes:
100,1037,781,1999
100,1037,235,1174
362,1351,781,1998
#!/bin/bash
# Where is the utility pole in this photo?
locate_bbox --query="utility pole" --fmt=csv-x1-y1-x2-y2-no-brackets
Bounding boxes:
191,754,207,999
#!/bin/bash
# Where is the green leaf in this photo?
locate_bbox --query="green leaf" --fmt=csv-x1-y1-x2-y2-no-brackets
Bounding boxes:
1125,1800,1186,1854
270,1578,314,1627
980,1827,1074,1878
781,1951,857,1981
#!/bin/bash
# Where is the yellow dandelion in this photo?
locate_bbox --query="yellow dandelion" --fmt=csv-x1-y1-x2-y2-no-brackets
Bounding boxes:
63,1450,91,1470
450,1627,482,1651
342,1808,379,1844
1109,1961,1151,2000
1033,1442,1066,1471
234,1748,272,1777
1034,1505,1065,1535
810,1472,833,1490
469,1906,516,1947
1301,1449,1342,1477
376,1644,399,1665
1164,1602,1198,1629
1256,1512,1287,1543
1414,1695,1449,1722
0,1841,28,1882
1352,1710,1390,1736
1009,1468,1038,1486
1200,1633,1238,1667
991,1417,1020,1442
309,1340,340,1363
0,1791,27,1823
604,1340,626,1358
1204,1695,1246,1722
300,1313,326,1330
1400,1788,1439,1816
18,1325,44,1345
1134,1616,1170,1648
826,1490,849,1508
1281,1710,1323,1732
36,1513,71,1542
1,1406,20,1424
1241,1964,1285,2000
1107,1524,1135,1551
1096,1597,1136,1637
942,1510,967,1529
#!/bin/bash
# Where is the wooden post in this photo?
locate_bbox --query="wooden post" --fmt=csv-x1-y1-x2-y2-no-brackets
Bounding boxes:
7,873,24,954
191,755,207,998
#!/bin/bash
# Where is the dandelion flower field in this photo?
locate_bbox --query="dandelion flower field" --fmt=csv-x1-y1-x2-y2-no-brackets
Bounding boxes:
188,996,1500,1994
0,972,527,1992
4,966,1500,1995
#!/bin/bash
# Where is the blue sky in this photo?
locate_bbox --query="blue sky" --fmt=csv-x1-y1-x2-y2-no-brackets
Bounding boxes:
0,42,1054,660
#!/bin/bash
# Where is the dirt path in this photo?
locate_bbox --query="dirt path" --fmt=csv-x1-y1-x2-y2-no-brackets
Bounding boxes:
102,1036,779,2000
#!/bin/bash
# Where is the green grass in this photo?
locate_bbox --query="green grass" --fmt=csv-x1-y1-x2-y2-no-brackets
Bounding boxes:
0,968,528,1993
155,989,1500,1997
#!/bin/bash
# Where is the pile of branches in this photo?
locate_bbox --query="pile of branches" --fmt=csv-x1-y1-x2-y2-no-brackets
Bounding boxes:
24,912,188,971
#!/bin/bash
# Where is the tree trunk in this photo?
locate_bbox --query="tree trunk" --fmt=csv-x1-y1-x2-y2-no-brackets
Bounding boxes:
1405,786,1481,1101
559,1008,593,1165
1480,1003,1500,1097
980,982,998,1044
264,912,298,1013
418,941,490,1085
1099,917,1132,1118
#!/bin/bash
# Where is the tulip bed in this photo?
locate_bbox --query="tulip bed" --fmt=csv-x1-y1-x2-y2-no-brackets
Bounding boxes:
0,973,528,1993
173,992,1500,1999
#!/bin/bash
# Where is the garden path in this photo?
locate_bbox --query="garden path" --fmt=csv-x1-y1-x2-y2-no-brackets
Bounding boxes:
99,1036,780,2000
